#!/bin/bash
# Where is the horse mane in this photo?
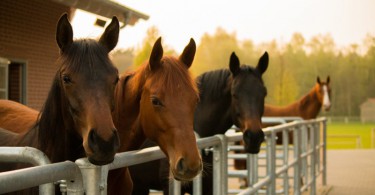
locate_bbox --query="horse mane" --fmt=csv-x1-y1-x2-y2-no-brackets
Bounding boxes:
59,39,116,75
196,69,231,101
36,39,112,163
197,65,262,101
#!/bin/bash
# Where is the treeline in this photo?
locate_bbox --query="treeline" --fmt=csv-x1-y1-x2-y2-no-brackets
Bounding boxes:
112,27,375,117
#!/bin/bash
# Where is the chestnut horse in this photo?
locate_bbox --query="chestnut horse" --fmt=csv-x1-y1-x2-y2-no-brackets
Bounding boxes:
264,76,331,120
0,13,120,193
108,37,203,195
129,51,269,195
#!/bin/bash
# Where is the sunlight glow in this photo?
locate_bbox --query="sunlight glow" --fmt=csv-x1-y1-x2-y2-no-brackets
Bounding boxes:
71,0,375,53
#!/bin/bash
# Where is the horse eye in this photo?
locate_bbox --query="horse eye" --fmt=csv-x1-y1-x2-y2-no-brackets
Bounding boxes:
151,97,163,106
62,75,72,84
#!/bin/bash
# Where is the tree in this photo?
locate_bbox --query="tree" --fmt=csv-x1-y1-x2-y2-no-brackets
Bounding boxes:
191,28,240,75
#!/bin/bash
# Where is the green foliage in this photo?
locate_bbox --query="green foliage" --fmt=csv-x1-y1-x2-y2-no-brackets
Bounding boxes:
191,28,240,75
132,26,160,68
132,26,177,69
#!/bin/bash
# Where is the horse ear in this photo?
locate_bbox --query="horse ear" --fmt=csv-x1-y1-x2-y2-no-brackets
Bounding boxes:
99,16,119,52
56,13,73,52
256,52,269,74
229,52,240,76
317,76,321,84
327,76,330,84
179,38,196,68
149,37,163,71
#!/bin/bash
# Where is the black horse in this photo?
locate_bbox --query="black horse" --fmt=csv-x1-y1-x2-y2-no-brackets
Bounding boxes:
129,51,269,195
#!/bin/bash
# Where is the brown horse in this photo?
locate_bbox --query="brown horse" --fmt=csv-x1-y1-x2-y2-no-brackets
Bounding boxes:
264,76,331,120
108,37,203,195
0,100,38,134
0,13,120,175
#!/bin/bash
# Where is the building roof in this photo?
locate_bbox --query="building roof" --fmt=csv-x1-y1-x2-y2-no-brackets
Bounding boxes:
51,0,149,27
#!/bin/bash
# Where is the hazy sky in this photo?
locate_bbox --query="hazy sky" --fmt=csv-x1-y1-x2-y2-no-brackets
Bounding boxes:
72,0,375,53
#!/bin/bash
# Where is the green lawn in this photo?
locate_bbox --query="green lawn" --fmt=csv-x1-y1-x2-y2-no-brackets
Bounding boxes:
326,122,375,149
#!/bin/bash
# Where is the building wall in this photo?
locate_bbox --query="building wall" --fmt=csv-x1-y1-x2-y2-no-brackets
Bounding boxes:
360,101,375,122
0,0,71,110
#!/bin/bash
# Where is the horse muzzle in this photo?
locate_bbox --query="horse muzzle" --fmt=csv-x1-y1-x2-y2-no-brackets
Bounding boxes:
243,130,265,154
172,157,203,181
87,129,120,165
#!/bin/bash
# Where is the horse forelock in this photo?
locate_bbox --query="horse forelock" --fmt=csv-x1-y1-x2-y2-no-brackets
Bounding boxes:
156,56,198,97
240,65,264,83
132,56,198,99
58,39,117,77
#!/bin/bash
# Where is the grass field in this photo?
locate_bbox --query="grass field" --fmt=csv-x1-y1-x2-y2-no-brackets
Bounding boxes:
326,122,375,149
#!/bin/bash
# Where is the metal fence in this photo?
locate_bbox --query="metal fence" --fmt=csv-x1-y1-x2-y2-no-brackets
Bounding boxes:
0,117,327,195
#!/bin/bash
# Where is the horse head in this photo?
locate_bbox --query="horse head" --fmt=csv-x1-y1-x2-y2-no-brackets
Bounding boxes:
54,14,120,165
229,52,269,154
139,37,202,181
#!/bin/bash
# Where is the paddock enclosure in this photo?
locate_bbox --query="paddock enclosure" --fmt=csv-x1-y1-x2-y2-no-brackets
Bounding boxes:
0,117,327,195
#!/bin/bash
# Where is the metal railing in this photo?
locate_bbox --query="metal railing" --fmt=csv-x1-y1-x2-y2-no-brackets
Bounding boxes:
0,147,83,194
0,118,327,195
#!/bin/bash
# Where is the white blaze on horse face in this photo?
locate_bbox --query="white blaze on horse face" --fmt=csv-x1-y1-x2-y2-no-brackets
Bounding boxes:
322,85,331,110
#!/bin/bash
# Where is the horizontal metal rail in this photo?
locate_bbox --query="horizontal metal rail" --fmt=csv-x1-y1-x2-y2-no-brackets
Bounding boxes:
0,118,326,195
0,161,83,194
0,147,54,194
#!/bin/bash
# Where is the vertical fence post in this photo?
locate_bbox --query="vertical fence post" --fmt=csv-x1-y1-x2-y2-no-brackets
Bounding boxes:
315,123,321,178
213,134,227,195
293,125,301,195
75,158,107,195
193,173,202,195
309,124,316,195
247,153,258,195
322,119,327,186
266,131,276,195
169,179,181,195
301,125,308,189
283,128,290,195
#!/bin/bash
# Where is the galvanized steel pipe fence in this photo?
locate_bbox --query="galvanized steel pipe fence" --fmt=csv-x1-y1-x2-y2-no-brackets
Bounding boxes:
0,117,326,195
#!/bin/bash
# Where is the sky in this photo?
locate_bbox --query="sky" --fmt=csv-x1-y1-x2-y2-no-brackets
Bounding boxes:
71,0,375,53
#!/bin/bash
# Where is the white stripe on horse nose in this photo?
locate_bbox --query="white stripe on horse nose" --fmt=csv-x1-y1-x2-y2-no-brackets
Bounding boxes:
322,86,330,107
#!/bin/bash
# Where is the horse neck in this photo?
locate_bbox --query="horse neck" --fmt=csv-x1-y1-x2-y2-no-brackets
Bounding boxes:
264,86,322,119
194,76,233,137
114,72,145,152
298,86,322,119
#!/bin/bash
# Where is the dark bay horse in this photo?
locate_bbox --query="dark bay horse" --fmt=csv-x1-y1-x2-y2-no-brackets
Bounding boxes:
108,37,203,195
0,13,120,182
129,51,269,195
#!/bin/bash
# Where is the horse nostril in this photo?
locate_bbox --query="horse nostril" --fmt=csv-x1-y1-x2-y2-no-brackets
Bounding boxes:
88,129,99,151
177,158,186,174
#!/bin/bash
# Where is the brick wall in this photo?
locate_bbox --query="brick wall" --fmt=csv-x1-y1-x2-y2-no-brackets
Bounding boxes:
0,0,71,110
